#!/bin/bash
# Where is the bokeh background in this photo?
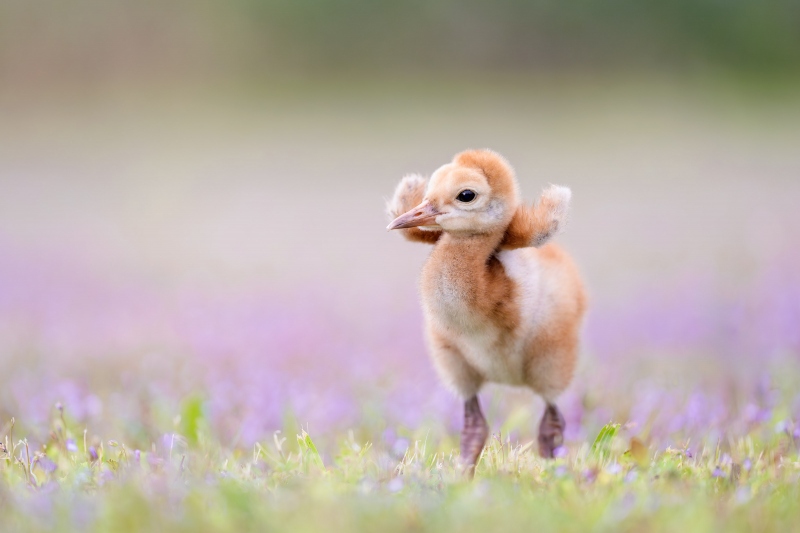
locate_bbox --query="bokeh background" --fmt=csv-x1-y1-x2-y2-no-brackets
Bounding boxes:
1,1,799,454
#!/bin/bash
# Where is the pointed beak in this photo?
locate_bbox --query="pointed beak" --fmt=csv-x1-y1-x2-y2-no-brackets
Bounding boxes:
387,201,441,230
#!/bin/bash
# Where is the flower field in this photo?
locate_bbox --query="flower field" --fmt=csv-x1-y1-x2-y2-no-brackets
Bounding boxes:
2,67,800,530
2,241,800,532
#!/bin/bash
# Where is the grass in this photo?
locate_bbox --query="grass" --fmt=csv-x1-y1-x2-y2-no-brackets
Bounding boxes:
2,407,800,533
1,209,799,531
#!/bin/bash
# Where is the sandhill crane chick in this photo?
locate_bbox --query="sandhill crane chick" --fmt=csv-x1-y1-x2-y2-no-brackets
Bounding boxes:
386,149,587,473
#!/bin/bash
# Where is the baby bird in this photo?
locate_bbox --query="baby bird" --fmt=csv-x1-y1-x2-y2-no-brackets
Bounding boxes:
386,149,586,472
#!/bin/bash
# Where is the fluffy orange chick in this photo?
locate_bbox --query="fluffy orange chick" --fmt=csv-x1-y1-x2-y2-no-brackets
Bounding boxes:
386,149,587,472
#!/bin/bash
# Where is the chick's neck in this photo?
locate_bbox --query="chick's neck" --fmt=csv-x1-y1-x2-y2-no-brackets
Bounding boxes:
425,228,507,298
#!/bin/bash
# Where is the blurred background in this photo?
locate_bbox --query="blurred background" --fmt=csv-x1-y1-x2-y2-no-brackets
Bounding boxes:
1,0,799,452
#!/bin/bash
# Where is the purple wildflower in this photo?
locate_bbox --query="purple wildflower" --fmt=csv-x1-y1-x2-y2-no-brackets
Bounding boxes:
88,446,98,461
391,438,409,459
711,467,725,478
382,428,396,445
735,487,751,504
36,455,57,473
97,470,114,486
387,478,404,493
65,439,78,453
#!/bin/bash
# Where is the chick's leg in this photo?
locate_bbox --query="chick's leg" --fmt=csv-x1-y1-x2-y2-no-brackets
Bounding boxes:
538,403,565,459
461,396,489,476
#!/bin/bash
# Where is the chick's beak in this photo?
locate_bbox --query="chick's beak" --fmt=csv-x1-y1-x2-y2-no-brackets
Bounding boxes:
387,201,441,230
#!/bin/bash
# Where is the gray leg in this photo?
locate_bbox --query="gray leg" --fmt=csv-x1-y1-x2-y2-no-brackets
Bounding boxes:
461,396,489,476
538,403,565,459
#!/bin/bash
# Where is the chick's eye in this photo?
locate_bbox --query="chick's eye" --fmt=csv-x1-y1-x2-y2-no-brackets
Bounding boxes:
456,190,476,203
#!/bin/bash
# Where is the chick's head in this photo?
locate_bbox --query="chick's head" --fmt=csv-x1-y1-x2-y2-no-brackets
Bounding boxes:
388,149,520,235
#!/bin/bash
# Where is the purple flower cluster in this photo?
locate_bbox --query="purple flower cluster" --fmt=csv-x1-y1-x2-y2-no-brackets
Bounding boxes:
1,243,799,450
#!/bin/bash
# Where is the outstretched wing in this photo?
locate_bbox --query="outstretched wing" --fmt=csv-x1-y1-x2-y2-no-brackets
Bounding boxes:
386,174,441,245
500,185,571,250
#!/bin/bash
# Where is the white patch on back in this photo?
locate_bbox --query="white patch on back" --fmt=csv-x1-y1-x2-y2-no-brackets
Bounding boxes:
496,248,546,341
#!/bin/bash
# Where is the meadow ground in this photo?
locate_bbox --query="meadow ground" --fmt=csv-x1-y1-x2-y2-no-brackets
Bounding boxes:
3,414,800,533
1,79,800,531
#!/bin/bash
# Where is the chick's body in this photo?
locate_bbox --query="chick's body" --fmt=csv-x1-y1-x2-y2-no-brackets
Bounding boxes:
423,241,585,400
387,149,586,470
